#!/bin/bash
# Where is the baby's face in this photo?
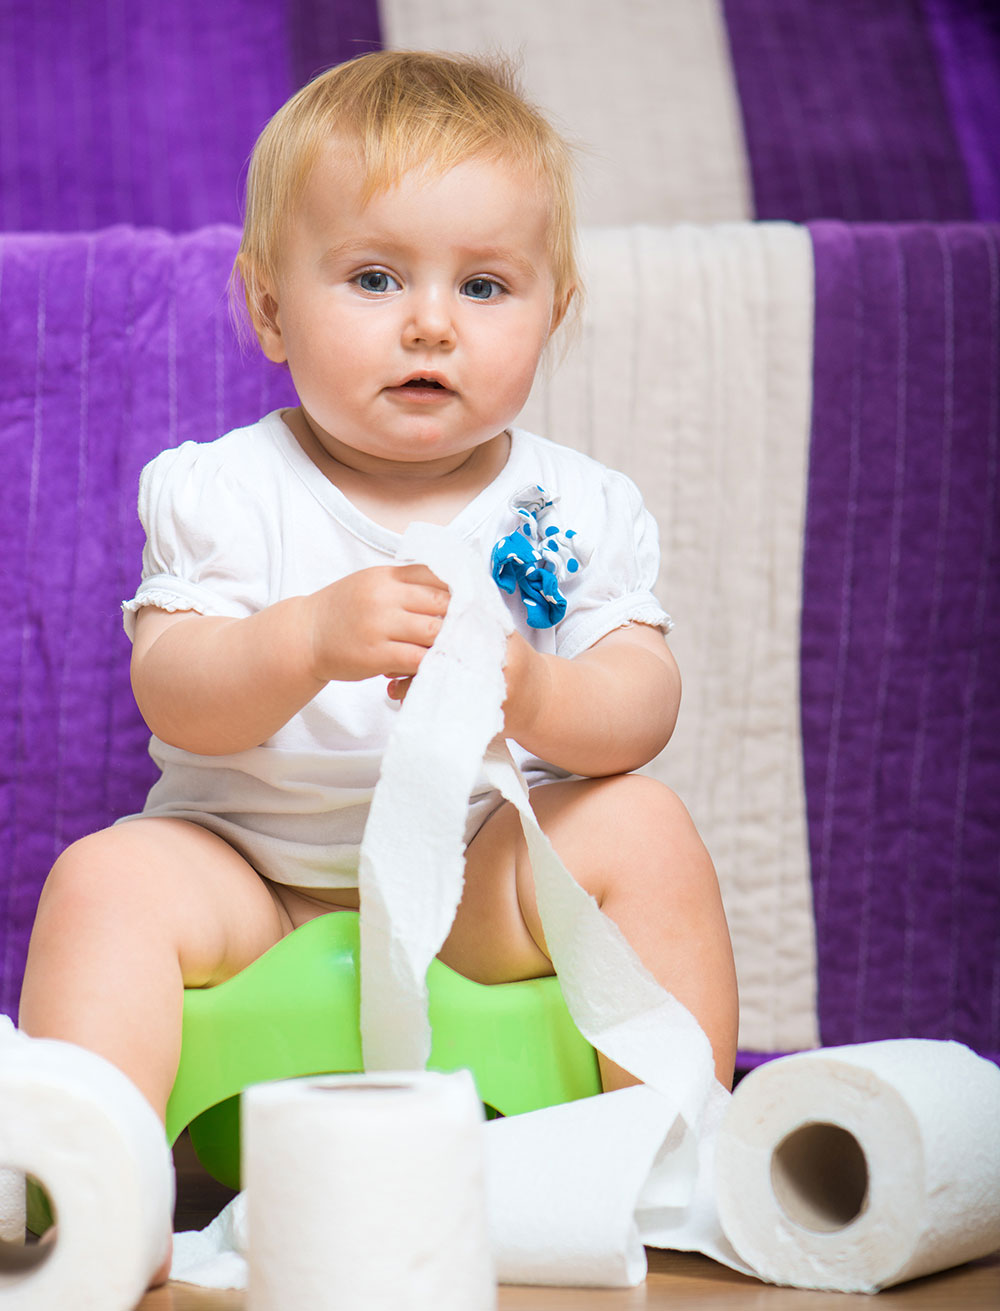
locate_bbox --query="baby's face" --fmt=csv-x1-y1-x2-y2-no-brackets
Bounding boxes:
258,143,562,474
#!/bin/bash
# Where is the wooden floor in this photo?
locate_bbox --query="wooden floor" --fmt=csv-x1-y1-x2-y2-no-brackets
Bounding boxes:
136,1134,1000,1310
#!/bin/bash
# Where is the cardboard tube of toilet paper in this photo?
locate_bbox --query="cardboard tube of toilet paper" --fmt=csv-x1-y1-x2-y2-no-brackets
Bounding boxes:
243,1070,496,1311
714,1039,1000,1293
0,1170,25,1247
0,1027,174,1311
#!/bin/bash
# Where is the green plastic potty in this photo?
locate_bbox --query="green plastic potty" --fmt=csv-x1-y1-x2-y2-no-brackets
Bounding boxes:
166,911,600,1188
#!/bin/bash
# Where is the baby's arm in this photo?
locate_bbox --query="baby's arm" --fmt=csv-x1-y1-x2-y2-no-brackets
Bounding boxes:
501,624,680,777
130,565,449,754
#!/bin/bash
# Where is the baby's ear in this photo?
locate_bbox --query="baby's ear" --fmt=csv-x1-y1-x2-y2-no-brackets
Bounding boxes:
236,254,287,362
549,285,577,336
253,291,287,364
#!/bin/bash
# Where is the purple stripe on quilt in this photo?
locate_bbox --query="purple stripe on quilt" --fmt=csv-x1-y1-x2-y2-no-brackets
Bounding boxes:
922,0,1000,221
0,0,382,232
723,0,974,220
802,222,1000,1062
0,227,296,1021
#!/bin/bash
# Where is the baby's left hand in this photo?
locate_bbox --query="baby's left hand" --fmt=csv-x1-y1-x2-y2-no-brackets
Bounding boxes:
499,632,548,744
384,633,544,724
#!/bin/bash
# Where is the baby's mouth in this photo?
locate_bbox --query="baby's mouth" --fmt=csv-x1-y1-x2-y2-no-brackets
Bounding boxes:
388,374,455,400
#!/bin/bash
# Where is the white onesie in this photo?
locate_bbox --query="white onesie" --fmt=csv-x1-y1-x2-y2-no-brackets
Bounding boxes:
121,410,671,888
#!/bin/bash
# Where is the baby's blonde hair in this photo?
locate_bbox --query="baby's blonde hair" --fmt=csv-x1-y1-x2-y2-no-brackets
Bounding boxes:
235,50,580,339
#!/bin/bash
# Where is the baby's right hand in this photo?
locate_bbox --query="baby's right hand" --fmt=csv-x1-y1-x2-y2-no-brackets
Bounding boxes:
307,565,450,684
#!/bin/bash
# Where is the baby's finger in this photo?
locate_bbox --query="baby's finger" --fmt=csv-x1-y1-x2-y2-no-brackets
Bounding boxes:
380,640,435,677
406,586,450,619
386,676,413,702
394,564,450,608
391,610,444,649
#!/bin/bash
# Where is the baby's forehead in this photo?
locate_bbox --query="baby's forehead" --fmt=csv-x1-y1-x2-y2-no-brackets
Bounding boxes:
300,133,550,206
285,149,553,271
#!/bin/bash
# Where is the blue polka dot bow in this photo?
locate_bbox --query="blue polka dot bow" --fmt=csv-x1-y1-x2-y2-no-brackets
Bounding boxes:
490,486,587,629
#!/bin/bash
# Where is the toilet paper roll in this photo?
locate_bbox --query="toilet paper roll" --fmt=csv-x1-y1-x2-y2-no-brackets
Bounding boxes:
0,1026,174,1310
715,1039,1000,1293
244,1069,496,1311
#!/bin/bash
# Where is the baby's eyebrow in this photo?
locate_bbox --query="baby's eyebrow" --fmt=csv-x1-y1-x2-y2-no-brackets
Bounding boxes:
317,239,376,270
467,247,539,280
317,239,539,281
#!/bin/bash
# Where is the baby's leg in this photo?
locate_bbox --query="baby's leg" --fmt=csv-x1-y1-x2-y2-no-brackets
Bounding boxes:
442,774,738,1090
19,817,297,1120
18,818,302,1286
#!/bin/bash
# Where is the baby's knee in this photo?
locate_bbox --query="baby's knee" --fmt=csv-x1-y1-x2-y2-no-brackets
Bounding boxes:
590,775,717,898
40,826,145,916
594,772,697,842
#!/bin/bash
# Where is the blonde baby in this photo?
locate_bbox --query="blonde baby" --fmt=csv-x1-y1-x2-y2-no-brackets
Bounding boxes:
21,49,738,1285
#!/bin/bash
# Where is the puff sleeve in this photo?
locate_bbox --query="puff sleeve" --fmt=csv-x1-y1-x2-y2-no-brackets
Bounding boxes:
552,467,673,660
122,440,272,641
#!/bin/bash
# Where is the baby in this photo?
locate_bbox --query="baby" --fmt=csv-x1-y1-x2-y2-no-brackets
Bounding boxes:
20,48,737,1282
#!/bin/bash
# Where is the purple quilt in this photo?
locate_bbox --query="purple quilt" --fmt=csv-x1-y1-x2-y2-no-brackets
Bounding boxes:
804,222,1000,1062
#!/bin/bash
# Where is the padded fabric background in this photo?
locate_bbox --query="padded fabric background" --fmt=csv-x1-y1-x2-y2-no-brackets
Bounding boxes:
723,0,979,221
803,222,1000,1063
0,0,381,231
0,227,295,1017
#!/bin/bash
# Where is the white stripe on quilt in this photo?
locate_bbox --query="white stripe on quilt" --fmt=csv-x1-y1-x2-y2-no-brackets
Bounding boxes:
519,224,819,1055
379,0,752,224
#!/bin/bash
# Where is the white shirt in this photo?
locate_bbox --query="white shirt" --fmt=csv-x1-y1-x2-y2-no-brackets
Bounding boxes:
121,411,671,887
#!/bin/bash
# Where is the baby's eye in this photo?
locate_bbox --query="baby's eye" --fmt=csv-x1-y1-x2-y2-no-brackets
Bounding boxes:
355,270,400,294
461,277,505,301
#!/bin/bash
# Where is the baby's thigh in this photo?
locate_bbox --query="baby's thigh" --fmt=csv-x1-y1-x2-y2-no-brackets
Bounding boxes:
38,818,296,988
439,795,553,985
444,774,699,984
441,775,650,983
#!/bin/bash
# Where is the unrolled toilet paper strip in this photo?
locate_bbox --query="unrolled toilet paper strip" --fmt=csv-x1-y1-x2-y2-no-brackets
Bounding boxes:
715,1039,1000,1293
482,1076,747,1286
354,522,724,1286
360,523,715,1118
0,1014,175,1311
357,523,512,1073
243,1070,495,1311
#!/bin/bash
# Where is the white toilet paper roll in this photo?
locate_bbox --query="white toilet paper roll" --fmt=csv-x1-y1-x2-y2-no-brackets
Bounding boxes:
0,1030,175,1310
715,1039,1000,1293
244,1069,496,1311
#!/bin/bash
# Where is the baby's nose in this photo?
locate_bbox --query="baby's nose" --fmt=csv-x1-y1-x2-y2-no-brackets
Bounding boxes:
402,289,456,348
